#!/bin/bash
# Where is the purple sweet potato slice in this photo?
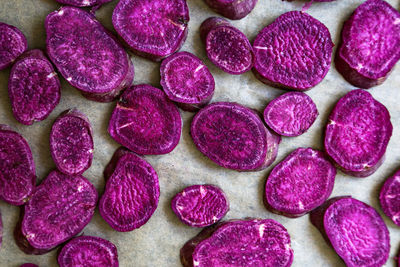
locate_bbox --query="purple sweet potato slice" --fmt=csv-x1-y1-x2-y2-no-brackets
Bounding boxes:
0,22,27,70
112,0,189,62
191,102,280,171
50,109,93,175
379,169,400,227
99,147,159,232
171,184,229,227
263,92,318,137
203,0,258,20
58,236,118,267
200,17,254,75
108,84,182,155
15,170,97,255
8,49,61,125
45,6,134,102
0,125,36,206
265,148,336,218
160,51,215,112
253,11,333,90
55,0,113,7
324,89,392,177
20,264,38,267
335,0,400,89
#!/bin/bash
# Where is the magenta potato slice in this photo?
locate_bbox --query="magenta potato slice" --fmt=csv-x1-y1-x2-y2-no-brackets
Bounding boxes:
45,6,134,102
112,0,189,62
171,184,229,227
8,49,61,125
335,0,400,88
203,0,258,20
50,109,94,175
324,89,392,177
379,169,400,227
0,22,27,70
253,11,333,90
55,0,113,7
108,84,182,155
99,147,160,232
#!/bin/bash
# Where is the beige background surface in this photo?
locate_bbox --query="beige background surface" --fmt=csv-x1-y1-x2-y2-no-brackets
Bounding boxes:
1,0,400,266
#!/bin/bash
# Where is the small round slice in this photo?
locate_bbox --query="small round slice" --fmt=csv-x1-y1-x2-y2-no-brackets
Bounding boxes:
0,22,27,70
58,236,118,267
160,51,215,112
379,169,400,227
171,184,229,227
203,0,258,20
55,0,113,7
263,92,318,136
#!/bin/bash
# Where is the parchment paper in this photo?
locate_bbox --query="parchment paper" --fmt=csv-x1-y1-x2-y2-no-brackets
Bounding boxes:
1,0,400,266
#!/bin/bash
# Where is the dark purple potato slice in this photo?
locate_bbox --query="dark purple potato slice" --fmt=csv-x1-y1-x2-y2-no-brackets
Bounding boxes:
379,169,400,227
200,17,254,75
191,102,280,171
46,6,134,102
99,147,159,232
203,0,258,20
171,184,229,227
324,89,392,177
253,11,333,90
8,49,61,125
335,0,400,89
20,264,38,267
58,236,118,267
15,170,97,255
263,92,318,137
112,0,189,62
160,51,215,112
0,125,36,206
55,0,113,7
0,22,27,70
265,148,336,218
108,84,182,155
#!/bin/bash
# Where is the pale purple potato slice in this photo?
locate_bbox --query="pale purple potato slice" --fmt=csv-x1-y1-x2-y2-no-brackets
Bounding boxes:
46,6,134,102
112,0,189,62
160,51,215,112
58,236,118,267
8,49,61,125
171,184,229,227
14,170,97,255
203,0,258,20
99,147,159,232
263,92,318,137
50,109,94,175
324,89,392,177
379,169,400,227
0,125,36,206
108,84,182,155
200,17,254,75
335,0,400,88
253,11,333,90
0,22,27,70
55,0,113,7
191,102,280,171
20,264,38,267
265,148,336,218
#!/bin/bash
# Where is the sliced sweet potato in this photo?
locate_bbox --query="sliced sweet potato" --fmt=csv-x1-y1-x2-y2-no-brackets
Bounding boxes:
0,22,27,70
379,169,400,226
203,0,258,20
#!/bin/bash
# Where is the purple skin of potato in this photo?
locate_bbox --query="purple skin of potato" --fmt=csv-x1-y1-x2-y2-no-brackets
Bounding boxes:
0,22,27,70
191,102,280,171
50,109,94,175
0,125,36,206
55,0,113,7
14,170,98,255
324,89,392,177
20,264,38,267
8,49,61,125
171,184,229,227
263,92,318,137
58,236,118,267
200,17,254,75
160,51,215,112
108,84,182,155
265,148,336,218
335,0,400,89
45,7,134,102
203,0,258,20
253,11,333,90
99,147,160,232
379,169,400,227
112,0,189,62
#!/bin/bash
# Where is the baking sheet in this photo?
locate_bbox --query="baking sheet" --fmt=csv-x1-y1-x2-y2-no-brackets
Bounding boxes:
1,0,400,266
